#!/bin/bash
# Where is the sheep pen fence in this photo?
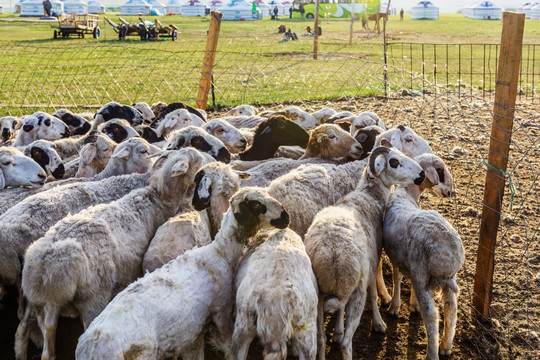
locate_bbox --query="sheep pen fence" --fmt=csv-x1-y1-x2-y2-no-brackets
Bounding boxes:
0,40,539,359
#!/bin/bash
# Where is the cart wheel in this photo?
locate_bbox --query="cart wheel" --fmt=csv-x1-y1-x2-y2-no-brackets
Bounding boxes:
119,25,127,40
81,32,85,39
172,30,177,41
93,27,101,39
53,30,58,39
139,26,148,41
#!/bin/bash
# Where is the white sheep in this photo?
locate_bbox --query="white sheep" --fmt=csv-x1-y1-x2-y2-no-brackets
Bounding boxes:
16,148,211,360
98,118,140,143
0,147,47,189
273,105,318,129
374,125,432,158
91,102,143,131
225,104,257,116
52,109,91,136
156,108,206,138
383,153,463,360
299,123,363,160
73,134,116,178
165,126,231,163
232,226,318,360
220,115,267,129
132,102,155,123
311,107,337,123
304,146,426,360
1,116,21,145
12,112,70,147
202,118,248,153
23,140,65,180
51,131,97,161
74,187,290,360
142,161,240,272
350,111,387,134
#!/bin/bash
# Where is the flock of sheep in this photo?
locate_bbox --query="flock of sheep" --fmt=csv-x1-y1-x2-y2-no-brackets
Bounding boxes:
0,100,465,360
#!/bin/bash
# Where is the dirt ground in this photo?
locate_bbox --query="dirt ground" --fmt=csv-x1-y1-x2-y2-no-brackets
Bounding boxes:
1,93,538,360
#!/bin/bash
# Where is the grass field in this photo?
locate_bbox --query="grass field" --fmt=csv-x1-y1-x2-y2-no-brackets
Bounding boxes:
1,12,539,114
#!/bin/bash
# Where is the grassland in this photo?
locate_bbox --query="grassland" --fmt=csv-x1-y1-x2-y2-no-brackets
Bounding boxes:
1,12,540,114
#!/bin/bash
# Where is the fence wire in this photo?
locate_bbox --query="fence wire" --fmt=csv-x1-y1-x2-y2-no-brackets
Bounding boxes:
0,41,539,359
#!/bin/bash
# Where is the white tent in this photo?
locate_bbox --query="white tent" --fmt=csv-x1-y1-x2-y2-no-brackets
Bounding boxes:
14,0,27,14
517,2,531,15
411,1,439,20
21,0,64,16
530,4,540,19
0,5,3,13
88,0,105,13
253,0,270,17
522,2,540,18
208,0,223,11
218,0,262,20
182,0,209,16
149,0,167,14
462,1,502,20
281,1,292,16
120,0,151,15
267,0,284,16
166,0,182,14
63,0,88,15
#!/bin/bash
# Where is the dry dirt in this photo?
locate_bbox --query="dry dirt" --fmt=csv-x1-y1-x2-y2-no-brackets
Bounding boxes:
1,92,538,360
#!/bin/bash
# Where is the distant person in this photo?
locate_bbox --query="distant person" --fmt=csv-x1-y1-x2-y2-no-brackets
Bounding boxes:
299,3,305,20
400,8,404,21
289,5,292,18
43,0,52,17
273,5,279,20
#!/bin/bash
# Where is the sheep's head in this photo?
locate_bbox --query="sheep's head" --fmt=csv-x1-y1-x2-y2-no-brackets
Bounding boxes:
24,140,65,179
150,102,167,118
254,115,310,148
350,112,386,135
108,137,160,175
353,125,385,160
0,147,47,189
374,125,432,158
158,109,205,138
230,187,290,239
52,109,91,136
76,133,116,177
202,119,247,153
414,153,454,198
135,125,164,144
98,119,140,143
307,124,363,159
0,116,21,143
21,112,70,141
225,105,256,117
154,101,206,123
311,107,337,124
166,126,231,164
272,106,317,129
132,102,155,124
368,143,425,188
93,102,144,131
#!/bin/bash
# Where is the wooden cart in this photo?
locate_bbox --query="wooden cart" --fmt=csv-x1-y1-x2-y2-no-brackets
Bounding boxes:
104,16,142,40
52,13,100,39
138,17,179,41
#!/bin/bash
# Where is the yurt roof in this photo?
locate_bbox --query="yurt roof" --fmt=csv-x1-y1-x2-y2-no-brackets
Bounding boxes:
221,0,253,10
413,1,437,7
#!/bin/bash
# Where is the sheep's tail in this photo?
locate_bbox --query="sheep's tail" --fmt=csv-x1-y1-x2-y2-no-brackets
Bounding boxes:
22,238,91,306
323,297,341,313
441,277,460,294
76,328,124,360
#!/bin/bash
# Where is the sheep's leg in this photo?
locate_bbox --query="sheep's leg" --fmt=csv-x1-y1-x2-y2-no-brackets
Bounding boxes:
369,278,387,333
181,332,205,360
14,303,33,360
40,303,60,360
294,328,317,360
376,259,391,305
17,276,26,321
412,279,439,360
388,264,403,315
332,306,345,344
316,298,327,360
211,311,234,360
439,285,458,355
232,309,257,360
340,288,367,360
409,287,420,313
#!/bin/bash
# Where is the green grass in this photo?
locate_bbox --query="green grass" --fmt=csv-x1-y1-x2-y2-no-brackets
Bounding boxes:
0,13,539,114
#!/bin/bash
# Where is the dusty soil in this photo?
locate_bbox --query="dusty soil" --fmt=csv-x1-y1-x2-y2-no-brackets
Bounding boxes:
1,92,538,360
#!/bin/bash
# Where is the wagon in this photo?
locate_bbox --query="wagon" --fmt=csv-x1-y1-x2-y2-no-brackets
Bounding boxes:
138,17,179,41
52,13,100,39
104,16,143,40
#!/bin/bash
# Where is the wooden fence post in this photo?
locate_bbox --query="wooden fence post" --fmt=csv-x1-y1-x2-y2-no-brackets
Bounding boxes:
313,0,320,60
472,12,524,320
196,11,223,111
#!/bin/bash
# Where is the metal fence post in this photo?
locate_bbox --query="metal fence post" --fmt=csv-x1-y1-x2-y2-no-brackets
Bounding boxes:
472,11,525,320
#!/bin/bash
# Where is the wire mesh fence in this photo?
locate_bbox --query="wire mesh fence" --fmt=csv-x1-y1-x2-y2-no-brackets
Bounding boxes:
0,40,539,358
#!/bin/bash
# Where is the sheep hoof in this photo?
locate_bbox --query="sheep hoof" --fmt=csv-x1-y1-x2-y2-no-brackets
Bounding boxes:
373,321,387,333
409,303,420,313
439,342,452,355
332,331,344,344
380,293,392,305
388,304,400,316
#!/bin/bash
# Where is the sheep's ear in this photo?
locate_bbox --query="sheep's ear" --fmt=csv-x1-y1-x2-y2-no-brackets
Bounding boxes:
13,119,21,130
372,154,387,177
171,160,189,177
425,166,440,185
260,126,272,135
380,138,393,148
335,119,351,132
355,131,368,143
0,169,5,189
112,147,131,159
236,171,251,179
80,145,97,165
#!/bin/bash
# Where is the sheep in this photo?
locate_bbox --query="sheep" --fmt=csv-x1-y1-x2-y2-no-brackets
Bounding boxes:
225,104,257,116
12,112,70,147
90,102,143,131
299,123,363,160
353,125,385,160
74,187,290,360
135,124,164,144
311,107,337,124
383,153,463,360
17,148,211,360
166,126,231,163
52,109,91,136
150,101,167,117
350,111,387,133
132,102,155,123
0,147,47,189
155,108,206,138
272,105,318,129
325,111,356,124
232,226,318,360
375,124,432,158
98,118,140,143
23,140,65,180
1,116,21,145
51,130,98,161
152,101,206,127
219,115,267,129
142,161,241,272
304,146,426,360
202,118,248,153
73,133,117,178
0,138,161,304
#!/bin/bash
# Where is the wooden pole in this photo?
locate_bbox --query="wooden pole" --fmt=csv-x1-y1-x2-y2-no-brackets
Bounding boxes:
472,12,524,320
196,11,223,111
349,0,355,45
313,0,320,60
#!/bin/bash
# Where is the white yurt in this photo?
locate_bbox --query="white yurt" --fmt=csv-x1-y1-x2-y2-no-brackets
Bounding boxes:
21,0,64,16
462,1,502,20
0,5,3,13
517,2,531,15
87,0,105,13
149,0,167,14
120,0,151,15
523,2,540,18
63,0,88,15
219,0,262,20
281,0,292,16
253,0,270,17
411,1,439,20
209,0,223,11
14,0,26,14
267,0,284,16
182,0,209,16
166,0,182,14
531,4,540,19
